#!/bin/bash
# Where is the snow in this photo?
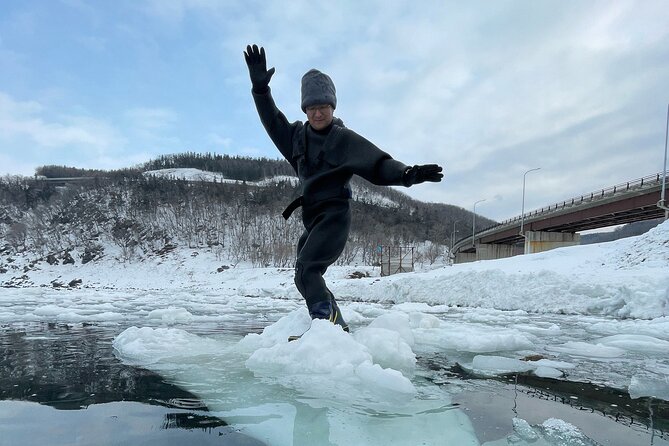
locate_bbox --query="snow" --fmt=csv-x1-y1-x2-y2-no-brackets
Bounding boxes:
2,219,669,445
143,168,300,188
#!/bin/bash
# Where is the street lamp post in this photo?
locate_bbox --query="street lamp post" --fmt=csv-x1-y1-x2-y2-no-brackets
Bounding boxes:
659,103,669,220
449,226,459,264
520,167,541,237
472,199,486,248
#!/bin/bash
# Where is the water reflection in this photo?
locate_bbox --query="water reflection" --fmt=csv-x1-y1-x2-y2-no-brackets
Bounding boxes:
423,355,669,445
0,322,265,445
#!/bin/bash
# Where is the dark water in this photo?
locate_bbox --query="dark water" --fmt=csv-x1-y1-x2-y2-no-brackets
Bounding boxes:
1,322,667,446
425,356,669,445
0,322,265,446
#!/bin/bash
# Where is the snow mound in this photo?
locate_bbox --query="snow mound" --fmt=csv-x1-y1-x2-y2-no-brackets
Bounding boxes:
610,219,669,269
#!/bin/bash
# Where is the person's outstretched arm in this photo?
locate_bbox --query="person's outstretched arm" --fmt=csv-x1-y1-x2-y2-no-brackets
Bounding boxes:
244,44,299,165
345,130,444,187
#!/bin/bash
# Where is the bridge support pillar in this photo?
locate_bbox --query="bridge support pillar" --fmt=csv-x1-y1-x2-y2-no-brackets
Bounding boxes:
454,244,521,263
476,243,521,261
524,231,580,254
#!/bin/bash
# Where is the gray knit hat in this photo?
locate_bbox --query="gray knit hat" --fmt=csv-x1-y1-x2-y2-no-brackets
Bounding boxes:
301,69,337,112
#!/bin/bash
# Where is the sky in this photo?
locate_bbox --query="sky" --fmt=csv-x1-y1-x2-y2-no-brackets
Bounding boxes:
0,0,668,222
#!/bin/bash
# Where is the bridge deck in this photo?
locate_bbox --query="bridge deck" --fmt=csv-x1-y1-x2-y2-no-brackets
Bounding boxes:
454,173,668,252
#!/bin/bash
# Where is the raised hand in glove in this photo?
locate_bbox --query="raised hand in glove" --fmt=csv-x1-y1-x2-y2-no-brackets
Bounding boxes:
403,164,444,187
244,44,275,93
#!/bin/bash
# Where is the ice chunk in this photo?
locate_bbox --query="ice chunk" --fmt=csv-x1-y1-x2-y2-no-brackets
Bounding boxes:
353,327,416,374
147,307,194,323
596,334,669,354
539,418,599,445
513,323,561,335
417,325,535,353
244,318,416,402
392,302,433,313
629,375,669,401
462,355,536,377
113,326,223,365
528,359,577,370
238,309,311,351
482,417,599,445
409,312,442,329
354,362,415,395
534,366,563,379
548,341,626,358
33,304,71,316
512,418,539,441
366,312,415,347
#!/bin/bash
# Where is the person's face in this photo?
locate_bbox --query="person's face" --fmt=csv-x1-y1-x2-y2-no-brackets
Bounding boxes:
305,104,334,131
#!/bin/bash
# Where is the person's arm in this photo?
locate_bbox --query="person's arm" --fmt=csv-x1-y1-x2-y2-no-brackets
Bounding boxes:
345,130,443,187
244,44,299,164
252,88,301,163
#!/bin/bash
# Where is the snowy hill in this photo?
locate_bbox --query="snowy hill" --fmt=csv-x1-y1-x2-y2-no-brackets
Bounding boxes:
144,168,301,188
1,166,489,269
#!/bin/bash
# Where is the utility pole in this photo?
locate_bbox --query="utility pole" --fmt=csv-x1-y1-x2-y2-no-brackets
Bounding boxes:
520,167,541,237
472,199,486,248
659,103,669,220
450,225,459,264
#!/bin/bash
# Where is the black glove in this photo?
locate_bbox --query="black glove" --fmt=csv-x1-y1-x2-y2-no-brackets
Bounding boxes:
244,44,275,93
403,164,443,187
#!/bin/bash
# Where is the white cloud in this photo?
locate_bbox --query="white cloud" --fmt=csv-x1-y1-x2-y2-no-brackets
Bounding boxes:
0,92,124,151
207,132,232,148
0,91,130,174
125,107,178,131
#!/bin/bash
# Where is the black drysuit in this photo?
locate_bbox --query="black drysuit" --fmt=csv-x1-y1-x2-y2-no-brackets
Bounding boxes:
252,88,409,313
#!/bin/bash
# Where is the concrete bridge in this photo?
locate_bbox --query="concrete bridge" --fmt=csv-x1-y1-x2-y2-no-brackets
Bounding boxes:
453,172,668,263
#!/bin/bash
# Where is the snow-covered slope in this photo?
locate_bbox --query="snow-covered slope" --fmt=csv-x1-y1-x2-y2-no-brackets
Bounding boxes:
144,168,300,187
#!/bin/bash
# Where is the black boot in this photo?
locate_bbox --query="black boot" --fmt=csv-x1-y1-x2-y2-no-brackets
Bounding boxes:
309,297,349,332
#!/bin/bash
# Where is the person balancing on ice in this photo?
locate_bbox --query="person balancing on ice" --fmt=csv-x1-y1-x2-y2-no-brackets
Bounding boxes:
244,44,443,334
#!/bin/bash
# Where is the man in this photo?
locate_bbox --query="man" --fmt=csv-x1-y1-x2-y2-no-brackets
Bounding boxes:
244,44,443,333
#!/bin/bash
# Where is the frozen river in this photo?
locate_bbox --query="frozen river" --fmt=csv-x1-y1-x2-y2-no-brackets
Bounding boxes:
0,288,667,446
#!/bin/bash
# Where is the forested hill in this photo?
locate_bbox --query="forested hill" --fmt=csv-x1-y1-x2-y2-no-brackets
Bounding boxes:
34,152,295,182
1,152,497,269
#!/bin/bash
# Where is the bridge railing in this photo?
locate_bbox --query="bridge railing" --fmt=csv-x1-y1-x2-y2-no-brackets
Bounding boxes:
478,172,666,234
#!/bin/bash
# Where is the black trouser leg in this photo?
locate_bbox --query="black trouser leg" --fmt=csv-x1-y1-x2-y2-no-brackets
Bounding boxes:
294,199,351,313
